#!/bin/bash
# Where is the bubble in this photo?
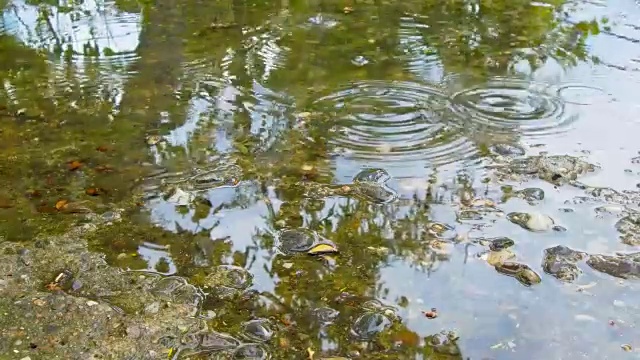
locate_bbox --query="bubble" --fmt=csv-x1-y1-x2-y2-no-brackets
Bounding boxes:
449,77,576,138
314,80,478,167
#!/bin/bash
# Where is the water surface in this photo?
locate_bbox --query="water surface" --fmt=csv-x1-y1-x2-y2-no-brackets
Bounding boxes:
2,0,640,358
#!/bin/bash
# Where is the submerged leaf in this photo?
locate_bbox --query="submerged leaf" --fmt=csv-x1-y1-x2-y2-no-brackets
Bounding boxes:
308,243,338,255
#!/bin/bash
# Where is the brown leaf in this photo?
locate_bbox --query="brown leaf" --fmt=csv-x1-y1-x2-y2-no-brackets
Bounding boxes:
96,145,109,152
422,308,438,319
68,160,82,171
85,188,104,196
45,282,61,291
55,199,68,210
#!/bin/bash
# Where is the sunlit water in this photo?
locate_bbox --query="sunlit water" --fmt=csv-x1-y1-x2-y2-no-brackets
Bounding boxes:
2,0,640,358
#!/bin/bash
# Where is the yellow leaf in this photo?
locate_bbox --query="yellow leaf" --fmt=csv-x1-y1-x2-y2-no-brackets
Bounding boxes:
307,347,315,359
307,243,338,255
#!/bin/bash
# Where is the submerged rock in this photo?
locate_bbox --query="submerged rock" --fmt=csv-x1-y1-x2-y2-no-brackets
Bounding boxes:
505,155,595,184
190,164,242,190
427,222,457,241
164,187,195,206
233,343,269,359
276,228,316,255
275,228,338,256
507,212,556,232
151,276,202,306
485,249,516,266
204,265,253,299
352,182,398,203
495,262,541,286
350,168,398,204
353,168,391,184
457,209,484,221
587,253,640,279
242,318,273,342
350,311,392,340
425,330,461,355
542,245,587,282
516,188,545,202
312,307,340,325
615,214,640,245
490,143,526,157
199,331,241,351
487,237,516,251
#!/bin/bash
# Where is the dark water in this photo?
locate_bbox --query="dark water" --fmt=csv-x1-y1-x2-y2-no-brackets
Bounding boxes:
2,0,640,358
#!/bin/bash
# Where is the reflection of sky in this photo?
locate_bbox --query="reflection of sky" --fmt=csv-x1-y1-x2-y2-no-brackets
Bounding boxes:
385,2,640,352
137,242,177,275
1,0,141,109
2,0,140,53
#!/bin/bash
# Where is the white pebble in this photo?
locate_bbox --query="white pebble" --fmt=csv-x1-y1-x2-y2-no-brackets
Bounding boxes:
575,314,597,322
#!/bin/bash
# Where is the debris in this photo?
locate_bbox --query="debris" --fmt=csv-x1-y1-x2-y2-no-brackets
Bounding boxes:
422,308,438,319
55,200,68,210
85,187,104,196
68,160,82,171
308,243,338,255
145,135,162,146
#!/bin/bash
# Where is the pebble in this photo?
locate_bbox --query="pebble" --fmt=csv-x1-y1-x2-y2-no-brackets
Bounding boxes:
86,300,99,307
20,357,31,360
126,325,142,339
526,213,555,231
144,301,160,314
574,314,597,322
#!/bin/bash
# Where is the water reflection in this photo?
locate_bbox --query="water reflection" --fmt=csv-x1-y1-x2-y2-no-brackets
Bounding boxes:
3,0,640,358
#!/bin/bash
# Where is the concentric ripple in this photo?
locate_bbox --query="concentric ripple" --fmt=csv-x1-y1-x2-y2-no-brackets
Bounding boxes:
314,80,478,167
449,77,577,137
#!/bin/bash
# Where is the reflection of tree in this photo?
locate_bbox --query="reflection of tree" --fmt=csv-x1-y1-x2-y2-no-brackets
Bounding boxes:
0,0,604,357
410,0,600,77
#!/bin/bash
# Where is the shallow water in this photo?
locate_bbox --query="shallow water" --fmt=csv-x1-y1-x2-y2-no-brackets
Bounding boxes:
2,0,640,358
